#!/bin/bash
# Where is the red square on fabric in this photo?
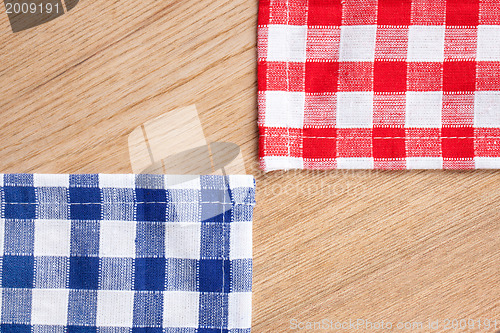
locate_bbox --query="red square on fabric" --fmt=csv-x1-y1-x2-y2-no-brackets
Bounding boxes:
475,128,500,157
373,127,406,159
444,28,477,60
443,61,476,92
257,27,268,61
258,92,266,126
441,126,474,158
479,0,500,24
375,27,409,60
257,27,269,61
258,0,270,25
260,127,303,157
476,62,500,91
305,61,339,93
374,61,407,92
268,1,287,25
374,160,406,169
337,128,372,157
269,0,308,25
446,0,480,26
267,62,305,92
373,94,406,125
308,0,342,26
407,62,443,91
443,159,474,169
411,0,446,25
377,0,412,26
342,0,378,25
304,94,336,126
442,94,474,126
338,62,374,91
406,128,441,157
306,27,341,60
303,127,337,158
258,62,267,92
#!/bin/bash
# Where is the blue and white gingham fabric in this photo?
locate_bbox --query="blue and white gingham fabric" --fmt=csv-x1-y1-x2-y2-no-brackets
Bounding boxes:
0,174,255,333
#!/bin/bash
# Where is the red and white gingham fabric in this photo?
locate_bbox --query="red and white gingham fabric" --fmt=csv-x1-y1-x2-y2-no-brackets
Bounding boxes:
258,0,500,171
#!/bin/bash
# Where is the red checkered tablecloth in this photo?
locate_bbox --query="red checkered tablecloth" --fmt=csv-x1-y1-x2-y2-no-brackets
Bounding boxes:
258,0,500,171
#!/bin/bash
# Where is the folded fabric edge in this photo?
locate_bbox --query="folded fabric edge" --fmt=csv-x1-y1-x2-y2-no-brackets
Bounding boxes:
260,156,500,172
0,174,256,204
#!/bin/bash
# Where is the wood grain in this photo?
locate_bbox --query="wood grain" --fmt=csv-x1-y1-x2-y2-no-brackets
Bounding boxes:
0,1,498,331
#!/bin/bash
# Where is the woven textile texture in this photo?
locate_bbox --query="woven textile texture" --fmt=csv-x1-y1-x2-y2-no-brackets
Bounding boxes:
258,0,500,171
0,174,255,332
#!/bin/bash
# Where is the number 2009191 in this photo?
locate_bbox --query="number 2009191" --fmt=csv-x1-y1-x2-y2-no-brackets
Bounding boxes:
5,2,61,14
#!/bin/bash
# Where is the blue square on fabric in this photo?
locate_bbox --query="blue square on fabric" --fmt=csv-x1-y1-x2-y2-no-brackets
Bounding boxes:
36,187,69,220
133,291,163,327
34,256,69,288
69,174,99,188
230,187,255,205
132,329,163,333
135,222,165,258
165,258,198,291
99,257,133,290
0,324,32,333
198,259,230,293
99,327,130,333
168,189,201,223
200,188,230,203
4,183,36,219
3,219,35,255
131,329,163,333
4,174,33,186
232,205,254,222
167,202,200,223
135,188,167,202
32,325,65,333
69,256,99,290
163,329,197,333
4,203,36,220
66,326,97,333
36,186,68,203
136,203,167,222
4,186,36,203
70,221,100,256
135,174,164,189
70,204,101,220
200,223,229,259
198,293,228,329
67,290,97,326
69,187,101,220
1,289,32,324
200,175,226,190
101,188,135,221
197,330,229,333
201,202,232,223
230,259,252,292
2,255,34,288
134,258,166,291
136,189,167,222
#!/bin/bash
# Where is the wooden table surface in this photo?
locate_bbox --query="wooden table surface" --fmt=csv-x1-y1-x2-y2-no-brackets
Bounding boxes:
0,1,498,331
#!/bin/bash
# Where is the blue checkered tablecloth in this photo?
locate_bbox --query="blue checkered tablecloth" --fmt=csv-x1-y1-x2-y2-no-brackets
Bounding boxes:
0,174,255,332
